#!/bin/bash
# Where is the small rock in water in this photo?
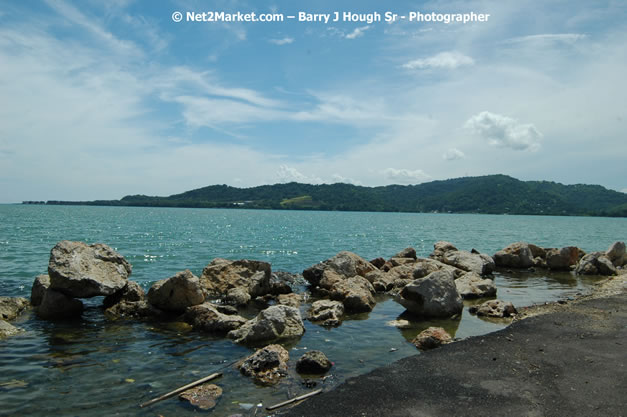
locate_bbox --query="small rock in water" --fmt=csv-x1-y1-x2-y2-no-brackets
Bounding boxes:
385,319,411,329
239,403,254,410
179,383,222,410
389,348,398,352
412,327,453,350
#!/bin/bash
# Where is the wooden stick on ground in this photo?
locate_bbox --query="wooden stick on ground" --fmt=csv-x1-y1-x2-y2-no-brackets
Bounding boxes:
139,372,222,408
266,389,323,411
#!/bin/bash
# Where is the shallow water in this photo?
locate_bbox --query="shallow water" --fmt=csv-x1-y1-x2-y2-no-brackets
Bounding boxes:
0,205,624,416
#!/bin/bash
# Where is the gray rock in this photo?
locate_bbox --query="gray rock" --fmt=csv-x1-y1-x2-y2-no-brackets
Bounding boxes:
269,271,298,295
330,276,376,313
412,327,452,350
239,344,289,385
455,273,497,299
0,320,20,339
103,281,145,308
228,304,305,344
394,247,417,260
365,270,395,292
37,288,83,319
296,350,333,374
31,274,50,306
200,259,271,300
104,300,162,320
398,269,463,318
575,252,617,276
184,303,247,333
147,270,205,312
303,251,376,287
430,241,458,259
546,246,580,270
225,287,252,306
412,258,463,279
179,383,222,410
307,300,344,327
0,297,29,321
442,250,495,275
606,241,626,267
469,299,517,318
493,242,535,268
48,240,132,298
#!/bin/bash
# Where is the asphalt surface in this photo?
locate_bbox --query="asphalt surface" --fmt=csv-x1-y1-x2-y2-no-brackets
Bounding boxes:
282,292,627,417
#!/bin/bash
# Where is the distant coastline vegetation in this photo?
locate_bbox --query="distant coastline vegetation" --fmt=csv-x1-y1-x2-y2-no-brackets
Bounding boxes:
24,175,627,217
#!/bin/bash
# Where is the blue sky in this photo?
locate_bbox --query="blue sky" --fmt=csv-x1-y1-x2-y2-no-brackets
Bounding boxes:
0,0,626,202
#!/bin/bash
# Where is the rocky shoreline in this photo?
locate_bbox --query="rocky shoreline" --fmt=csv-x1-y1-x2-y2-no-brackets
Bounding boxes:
1,239,625,411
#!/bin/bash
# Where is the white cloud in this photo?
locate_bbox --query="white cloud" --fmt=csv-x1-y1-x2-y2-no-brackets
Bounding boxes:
504,33,587,44
345,26,370,40
402,51,474,70
621,188,627,194
443,148,465,161
269,37,294,45
381,168,431,184
331,174,362,185
276,165,322,184
465,111,542,152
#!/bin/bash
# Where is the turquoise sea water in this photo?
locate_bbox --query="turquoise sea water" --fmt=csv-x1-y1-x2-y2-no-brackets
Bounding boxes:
0,205,625,416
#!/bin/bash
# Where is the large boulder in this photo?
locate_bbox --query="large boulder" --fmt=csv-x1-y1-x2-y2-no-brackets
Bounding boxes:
441,250,495,275
493,242,535,268
364,270,395,292
228,305,305,344
469,299,517,318
303,251,376,287
606,241,626,267
393,247,417,260
307,300,344,327
575,252,617,276
398,270,463,318
37,288,83,319
546,246,580,270
455,273,497,299
103,281,162,319
0,297,29,321
184,303,247,333
276,293,302,308
413,258,463,279
0,320,20,339
179,384,222,411
329,276,376,313
412,327,452,350
296,350,333,374
200,259,271,301
147,270,205,312
48,240,132,298
430,241,458,259
31,274,50,306
239,344,289,385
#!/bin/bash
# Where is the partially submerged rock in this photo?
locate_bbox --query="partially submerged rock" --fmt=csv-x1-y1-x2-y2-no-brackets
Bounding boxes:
228,305,305,344
103,281,145,308
493,242,535,269
329,276,376,313
239,344,289,385
412,327,452,350
296,350,333,374
0,297,29,321
0,320,20,339
179,383,222,410
455,273,497,299
30,274,50,306
303,251,376,288
184,303,247,333
104,300,161,320
546,246,580,271
575,252,617,276
147,270,205,312
307,300,344,327
48,240,132,298
469,299,517,318
398,270,463,318
200,259,271,302
37,288,83,319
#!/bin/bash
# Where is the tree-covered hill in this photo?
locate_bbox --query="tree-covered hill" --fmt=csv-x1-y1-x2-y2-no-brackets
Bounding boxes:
42,174,627,217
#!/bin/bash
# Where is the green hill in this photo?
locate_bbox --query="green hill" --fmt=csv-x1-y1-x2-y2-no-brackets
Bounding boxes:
42,175,627,217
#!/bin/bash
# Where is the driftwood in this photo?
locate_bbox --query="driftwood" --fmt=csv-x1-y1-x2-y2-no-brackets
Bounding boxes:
139,372,222,408
266,389,323,411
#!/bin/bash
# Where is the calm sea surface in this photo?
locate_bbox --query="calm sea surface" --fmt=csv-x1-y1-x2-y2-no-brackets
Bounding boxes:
0,205,625,416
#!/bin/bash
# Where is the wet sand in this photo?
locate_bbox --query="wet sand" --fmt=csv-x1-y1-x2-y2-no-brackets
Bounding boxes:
282,273,627,417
